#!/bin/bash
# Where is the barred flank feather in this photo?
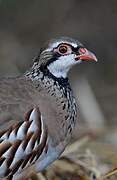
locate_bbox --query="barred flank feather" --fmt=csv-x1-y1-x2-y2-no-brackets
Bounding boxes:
0,108,48,178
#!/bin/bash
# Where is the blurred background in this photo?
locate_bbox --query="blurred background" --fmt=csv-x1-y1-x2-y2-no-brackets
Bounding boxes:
0,0,117,179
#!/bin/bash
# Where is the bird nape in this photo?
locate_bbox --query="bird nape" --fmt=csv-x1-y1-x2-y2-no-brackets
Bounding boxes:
0,37,97,179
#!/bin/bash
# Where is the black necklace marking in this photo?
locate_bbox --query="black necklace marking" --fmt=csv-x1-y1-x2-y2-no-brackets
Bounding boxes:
39,65,70,87
39,65,73,99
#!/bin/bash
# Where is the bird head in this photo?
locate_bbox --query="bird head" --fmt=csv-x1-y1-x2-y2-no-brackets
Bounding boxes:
34,37,97,78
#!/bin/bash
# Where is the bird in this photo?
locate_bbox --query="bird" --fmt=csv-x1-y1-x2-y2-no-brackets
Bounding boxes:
0,37,97,180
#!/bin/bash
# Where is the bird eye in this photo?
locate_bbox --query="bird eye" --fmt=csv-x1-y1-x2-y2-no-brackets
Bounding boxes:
58,45,68,54
54,43,72,55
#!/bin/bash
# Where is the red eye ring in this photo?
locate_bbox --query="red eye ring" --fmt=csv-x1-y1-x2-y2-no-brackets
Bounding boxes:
54,43,72,55
58,45,68,54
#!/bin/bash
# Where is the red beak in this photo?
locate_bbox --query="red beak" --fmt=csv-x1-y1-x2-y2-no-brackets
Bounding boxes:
75,48,98,62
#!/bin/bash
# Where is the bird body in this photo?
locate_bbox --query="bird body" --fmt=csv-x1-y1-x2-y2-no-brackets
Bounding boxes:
0,37,97,179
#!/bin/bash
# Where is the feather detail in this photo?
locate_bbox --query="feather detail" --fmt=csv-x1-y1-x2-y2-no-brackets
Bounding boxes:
0,107,48,178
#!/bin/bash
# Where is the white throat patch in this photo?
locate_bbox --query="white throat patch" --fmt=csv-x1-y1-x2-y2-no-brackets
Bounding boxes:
48,54,81,78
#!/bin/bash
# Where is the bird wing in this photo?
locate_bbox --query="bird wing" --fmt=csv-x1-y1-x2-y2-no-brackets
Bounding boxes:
0,76,65,179
0,77,49,178
0,107,48,178
0,76,66,143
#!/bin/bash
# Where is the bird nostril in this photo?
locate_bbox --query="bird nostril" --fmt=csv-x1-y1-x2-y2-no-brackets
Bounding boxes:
79,48,86,54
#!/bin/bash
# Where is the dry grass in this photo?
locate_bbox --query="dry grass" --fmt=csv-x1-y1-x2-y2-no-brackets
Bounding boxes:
29,129,117,180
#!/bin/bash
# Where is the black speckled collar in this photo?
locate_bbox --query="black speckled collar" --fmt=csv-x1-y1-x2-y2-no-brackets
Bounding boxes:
39,65,70,88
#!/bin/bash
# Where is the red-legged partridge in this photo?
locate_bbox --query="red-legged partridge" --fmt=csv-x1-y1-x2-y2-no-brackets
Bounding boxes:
0,37,97,179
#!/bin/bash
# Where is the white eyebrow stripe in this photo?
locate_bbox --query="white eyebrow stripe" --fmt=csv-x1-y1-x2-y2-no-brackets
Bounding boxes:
47,41,78,51
70,43,78,48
